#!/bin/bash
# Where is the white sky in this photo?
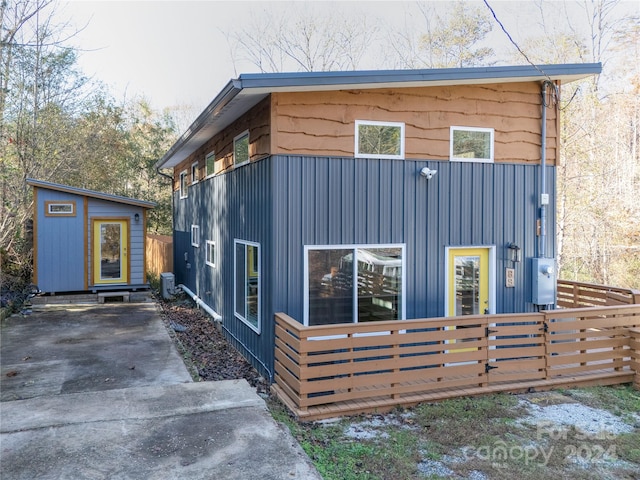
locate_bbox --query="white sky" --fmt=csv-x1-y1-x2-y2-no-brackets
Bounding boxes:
59,0,638,115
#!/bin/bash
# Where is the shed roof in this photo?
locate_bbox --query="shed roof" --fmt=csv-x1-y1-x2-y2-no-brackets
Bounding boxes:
156,63,601,169
26,178,156,208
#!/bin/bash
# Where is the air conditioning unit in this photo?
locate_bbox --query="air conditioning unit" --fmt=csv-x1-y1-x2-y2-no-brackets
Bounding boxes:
160,272,175,300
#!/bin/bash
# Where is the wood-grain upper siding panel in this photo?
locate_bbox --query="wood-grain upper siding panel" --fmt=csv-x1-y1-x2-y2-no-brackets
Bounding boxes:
272,82,558,164
172,96,271,188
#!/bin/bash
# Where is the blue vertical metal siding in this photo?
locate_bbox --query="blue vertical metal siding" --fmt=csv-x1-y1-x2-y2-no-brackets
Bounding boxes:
173,155,555,378
271,155,555,324
173,159,274,379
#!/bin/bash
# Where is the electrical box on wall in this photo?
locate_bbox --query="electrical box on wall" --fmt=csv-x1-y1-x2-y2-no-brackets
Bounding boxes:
532,258,556,305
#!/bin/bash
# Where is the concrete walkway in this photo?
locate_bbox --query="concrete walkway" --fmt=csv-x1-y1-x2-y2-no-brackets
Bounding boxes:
0,302,320,480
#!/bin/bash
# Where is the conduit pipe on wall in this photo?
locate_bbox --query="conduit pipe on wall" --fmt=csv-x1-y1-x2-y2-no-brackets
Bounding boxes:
178,284,273,383
539,80,555,259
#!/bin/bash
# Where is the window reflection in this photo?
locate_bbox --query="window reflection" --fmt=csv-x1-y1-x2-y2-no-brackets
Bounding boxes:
307,246,403,325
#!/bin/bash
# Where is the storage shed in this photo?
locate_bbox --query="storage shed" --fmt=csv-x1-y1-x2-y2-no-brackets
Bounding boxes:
27,179,156,294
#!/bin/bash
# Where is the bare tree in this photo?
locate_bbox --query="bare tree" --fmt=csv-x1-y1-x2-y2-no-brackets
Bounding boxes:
227,3,379,72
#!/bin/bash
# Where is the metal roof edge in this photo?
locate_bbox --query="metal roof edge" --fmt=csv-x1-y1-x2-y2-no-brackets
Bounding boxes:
234,63,602,88
154,79,242,170
26,178,156,208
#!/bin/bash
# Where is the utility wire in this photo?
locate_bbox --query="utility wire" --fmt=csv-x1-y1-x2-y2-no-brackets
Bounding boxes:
482,0,553,84
482,0,559,106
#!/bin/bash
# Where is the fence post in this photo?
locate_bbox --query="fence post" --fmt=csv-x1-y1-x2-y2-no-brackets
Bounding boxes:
630,328,640,392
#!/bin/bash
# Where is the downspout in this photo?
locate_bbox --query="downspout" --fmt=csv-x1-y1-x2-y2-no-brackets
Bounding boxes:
179,283,274,383
539,80,554,259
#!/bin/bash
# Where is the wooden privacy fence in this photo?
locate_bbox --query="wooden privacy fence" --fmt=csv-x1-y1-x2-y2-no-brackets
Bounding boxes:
146,234,173,277
557,279,640,308
273,305,640,421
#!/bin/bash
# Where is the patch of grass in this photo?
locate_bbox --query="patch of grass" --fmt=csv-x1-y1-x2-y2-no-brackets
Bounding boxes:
564,385,640,424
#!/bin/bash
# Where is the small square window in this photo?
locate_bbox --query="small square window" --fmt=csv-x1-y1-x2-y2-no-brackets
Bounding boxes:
355,120,405,159
205,240,216,267
205,151,215,177
191,225,200,247
191,162,199,184
450,126,494,163
233,131,249,167
179,171,188,199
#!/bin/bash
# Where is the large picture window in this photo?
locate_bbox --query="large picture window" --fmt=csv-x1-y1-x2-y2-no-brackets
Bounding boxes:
450,126,494,163
233,131,249,167
234,239,260,332
355,120,405,159
304,244,405,326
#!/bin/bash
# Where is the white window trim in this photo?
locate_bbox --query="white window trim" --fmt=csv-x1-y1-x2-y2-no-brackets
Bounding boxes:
191,162,199,184
234,238,261,334
443,245,496,317
179,170,188,199
46,202,75,216
355,120,405,160
205,150,215,178
303,243,406,330
449,126,495,163
233,130,250,168
191,225,200,247
205,240,216,268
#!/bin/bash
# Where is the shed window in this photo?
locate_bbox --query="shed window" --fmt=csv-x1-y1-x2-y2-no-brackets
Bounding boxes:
304,244,405,326
234,239,260,333
205,151,215,178
233,131,249,167
191,162,199,184
179,171,188,199
205,240,216,268
191,225,200,247
450,126,494,163
355,120,405,159
45,201,75,216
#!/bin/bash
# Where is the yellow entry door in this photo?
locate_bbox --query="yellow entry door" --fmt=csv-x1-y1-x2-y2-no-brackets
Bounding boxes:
447,247,490,317
93,220,129,284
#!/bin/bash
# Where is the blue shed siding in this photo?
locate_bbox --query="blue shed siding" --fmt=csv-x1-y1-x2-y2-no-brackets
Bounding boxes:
87,199,146,285
173,154,554,379
35,189,85,292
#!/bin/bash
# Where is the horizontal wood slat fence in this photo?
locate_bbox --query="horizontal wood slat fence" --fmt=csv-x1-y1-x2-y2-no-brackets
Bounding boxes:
273,284,640,421
557,279,640,308
146,234,173,277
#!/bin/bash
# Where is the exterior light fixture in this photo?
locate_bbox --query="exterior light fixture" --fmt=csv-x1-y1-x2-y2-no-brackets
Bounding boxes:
508,243,521,263
134,213,140,222
420,167,437,180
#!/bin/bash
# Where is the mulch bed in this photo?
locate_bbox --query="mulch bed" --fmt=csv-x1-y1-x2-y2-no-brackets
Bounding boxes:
156,293,269,395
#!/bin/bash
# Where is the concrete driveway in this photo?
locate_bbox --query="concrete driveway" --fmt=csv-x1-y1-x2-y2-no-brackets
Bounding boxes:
0,302,320,480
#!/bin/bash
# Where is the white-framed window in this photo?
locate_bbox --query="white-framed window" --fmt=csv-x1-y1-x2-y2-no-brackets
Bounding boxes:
179,170,188,199
45,201,76,216
450,126,494,163
233,131,250,167
191,225,200,247
304,244,406,327
191,162,199,184
205,151,215,178
355,120,405,159
205,240,216,268
234,239,260,333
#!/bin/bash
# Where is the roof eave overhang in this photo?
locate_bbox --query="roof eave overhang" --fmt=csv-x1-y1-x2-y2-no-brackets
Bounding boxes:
155,63,601,170
26,178,156,209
